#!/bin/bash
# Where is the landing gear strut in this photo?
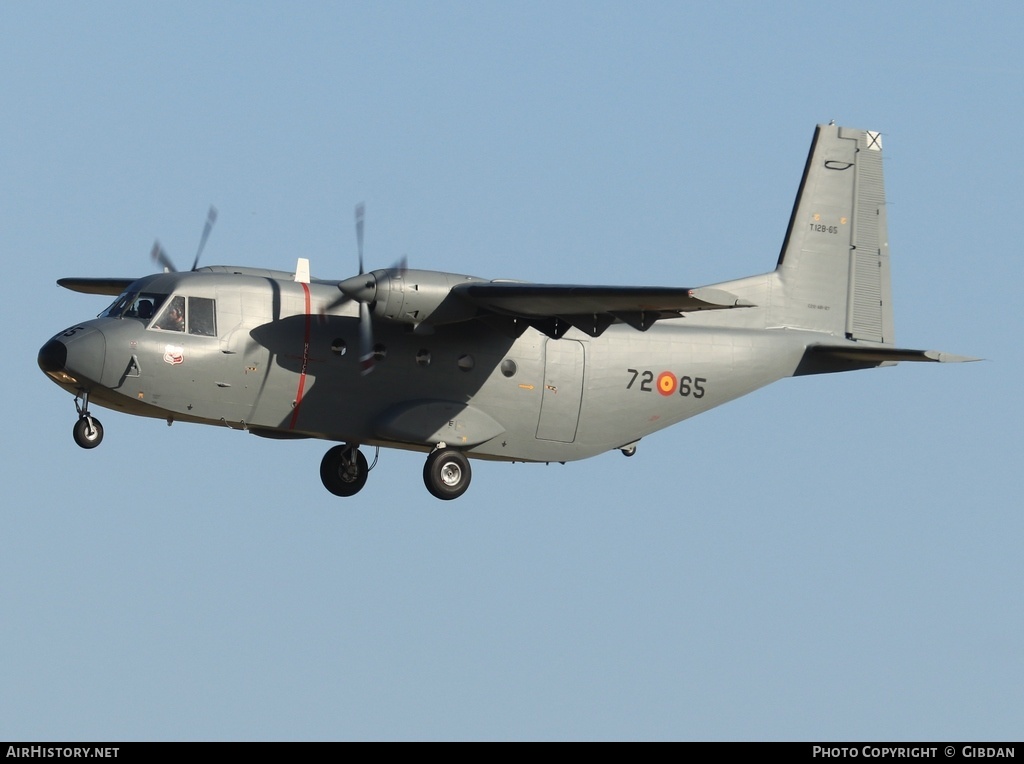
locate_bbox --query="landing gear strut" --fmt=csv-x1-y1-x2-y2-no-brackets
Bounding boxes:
72,391,103,449
320,444,369,497
423,446,472,500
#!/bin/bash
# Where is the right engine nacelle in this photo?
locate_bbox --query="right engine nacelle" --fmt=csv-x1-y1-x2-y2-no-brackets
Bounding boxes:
342,268,485,331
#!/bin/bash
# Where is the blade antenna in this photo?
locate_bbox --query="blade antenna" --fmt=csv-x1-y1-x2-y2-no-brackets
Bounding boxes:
191,205,218,271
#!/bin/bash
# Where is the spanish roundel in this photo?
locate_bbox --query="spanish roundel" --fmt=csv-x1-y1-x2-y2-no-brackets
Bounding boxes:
657,371,677,396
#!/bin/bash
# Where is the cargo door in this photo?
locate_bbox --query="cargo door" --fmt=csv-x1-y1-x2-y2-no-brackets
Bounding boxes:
536,339,585,443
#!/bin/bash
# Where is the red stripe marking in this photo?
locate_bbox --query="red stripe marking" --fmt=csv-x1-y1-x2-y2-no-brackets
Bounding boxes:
288,282,312,430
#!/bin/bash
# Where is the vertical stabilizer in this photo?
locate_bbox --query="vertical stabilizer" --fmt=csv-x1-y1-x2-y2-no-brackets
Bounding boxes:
773,124,894,343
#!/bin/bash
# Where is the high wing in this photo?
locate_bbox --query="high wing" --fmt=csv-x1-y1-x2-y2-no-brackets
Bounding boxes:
57,277,137,296
451,282,753,337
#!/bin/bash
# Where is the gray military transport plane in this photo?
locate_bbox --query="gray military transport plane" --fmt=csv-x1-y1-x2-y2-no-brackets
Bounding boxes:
39,124,975,500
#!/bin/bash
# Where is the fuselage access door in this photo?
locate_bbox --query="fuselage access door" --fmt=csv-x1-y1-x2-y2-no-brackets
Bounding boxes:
535,338,585,443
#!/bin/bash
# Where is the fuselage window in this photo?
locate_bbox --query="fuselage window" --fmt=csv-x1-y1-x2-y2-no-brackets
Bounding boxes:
188,297,217,336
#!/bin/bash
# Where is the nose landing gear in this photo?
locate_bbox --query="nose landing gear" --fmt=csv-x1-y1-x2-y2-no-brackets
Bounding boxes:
72,391,103,449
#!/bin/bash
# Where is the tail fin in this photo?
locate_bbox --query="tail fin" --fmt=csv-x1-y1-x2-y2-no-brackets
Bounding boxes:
771,123,894,343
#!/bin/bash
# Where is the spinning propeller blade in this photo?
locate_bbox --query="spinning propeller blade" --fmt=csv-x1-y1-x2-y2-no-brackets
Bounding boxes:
321,204,408,374
191,205,218,271
150,241,176,272
355,202,365,275
149,206,218,273
359,301,374,375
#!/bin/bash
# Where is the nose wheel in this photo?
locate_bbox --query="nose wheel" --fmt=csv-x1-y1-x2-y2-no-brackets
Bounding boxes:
73,416,104,448
320,444,369,497
72,391,103,449
423,447,472,500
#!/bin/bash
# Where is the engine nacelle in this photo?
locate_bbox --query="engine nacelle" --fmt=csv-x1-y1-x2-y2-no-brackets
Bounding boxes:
341,269,484,331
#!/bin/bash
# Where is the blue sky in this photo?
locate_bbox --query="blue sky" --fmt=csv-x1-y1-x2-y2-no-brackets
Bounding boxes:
1,1,1018,741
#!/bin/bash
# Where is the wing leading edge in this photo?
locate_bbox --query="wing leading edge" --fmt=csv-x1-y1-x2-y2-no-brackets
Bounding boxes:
453,282,753,338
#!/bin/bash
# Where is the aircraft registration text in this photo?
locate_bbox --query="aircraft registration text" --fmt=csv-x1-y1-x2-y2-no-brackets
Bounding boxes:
626,369,706,398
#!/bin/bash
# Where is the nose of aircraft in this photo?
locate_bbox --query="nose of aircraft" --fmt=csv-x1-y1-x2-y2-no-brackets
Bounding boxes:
38,327,107,386
37,338,67,375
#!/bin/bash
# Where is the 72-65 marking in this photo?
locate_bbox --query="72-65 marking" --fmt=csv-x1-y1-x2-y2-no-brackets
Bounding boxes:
626,369,706,398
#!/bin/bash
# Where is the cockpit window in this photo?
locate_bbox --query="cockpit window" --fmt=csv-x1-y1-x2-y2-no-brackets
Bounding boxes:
148,294,217,336
188,297,217,336
153,295,185,332
102,291,169,320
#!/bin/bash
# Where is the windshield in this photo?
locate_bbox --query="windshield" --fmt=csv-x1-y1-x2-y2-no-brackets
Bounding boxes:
101,291,169,320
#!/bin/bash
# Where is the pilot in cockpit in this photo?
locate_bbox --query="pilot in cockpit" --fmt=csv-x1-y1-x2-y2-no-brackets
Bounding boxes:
155,298,185,332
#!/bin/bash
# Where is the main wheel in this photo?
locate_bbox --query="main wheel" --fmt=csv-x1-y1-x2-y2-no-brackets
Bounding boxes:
320,445,369,497
423,449,471,500
73,417,104,449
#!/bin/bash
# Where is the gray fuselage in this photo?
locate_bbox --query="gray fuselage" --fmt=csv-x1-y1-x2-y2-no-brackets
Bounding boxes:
42,266,808,463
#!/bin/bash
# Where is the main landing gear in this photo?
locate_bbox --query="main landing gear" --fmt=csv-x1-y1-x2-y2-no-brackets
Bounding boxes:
423,445,471,501
318,442,472,500
320,444,369,497
71,391,103,449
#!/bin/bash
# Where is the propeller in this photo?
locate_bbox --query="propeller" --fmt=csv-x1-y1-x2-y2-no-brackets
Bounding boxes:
191,205,218,271
150,241,175,273
358,302,373,374
149,205,218,273
355,202,365,275
324,204,406,375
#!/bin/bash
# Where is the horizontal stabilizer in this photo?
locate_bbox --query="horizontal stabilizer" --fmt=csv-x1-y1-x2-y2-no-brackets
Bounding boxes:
57,277,136,296
796,344,981,376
